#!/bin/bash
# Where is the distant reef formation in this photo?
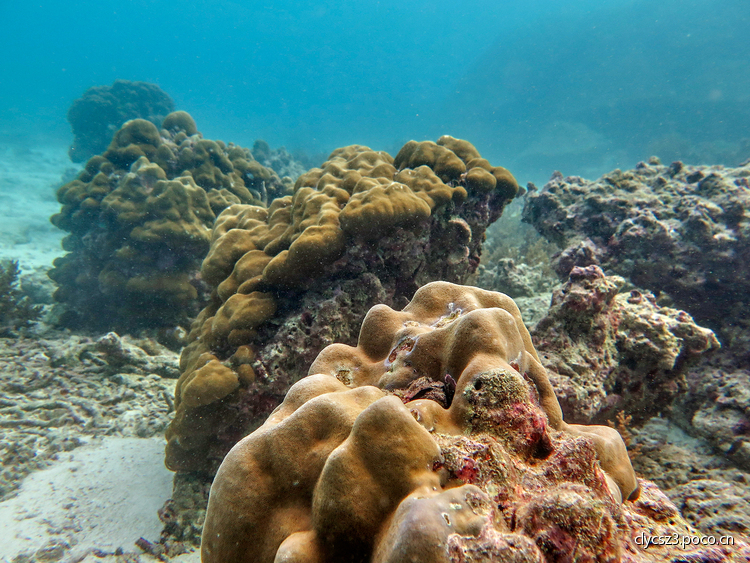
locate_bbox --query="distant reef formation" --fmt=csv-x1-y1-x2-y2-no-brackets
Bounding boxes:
250,139,308,182
67,79,175,163
49,112,292,333
164,136,520,473
523,157,750,344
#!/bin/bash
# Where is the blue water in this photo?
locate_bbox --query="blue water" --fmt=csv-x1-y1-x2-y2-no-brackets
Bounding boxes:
2,0,748,185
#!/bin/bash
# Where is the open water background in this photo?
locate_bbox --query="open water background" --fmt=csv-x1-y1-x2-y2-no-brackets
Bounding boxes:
1,0,749,185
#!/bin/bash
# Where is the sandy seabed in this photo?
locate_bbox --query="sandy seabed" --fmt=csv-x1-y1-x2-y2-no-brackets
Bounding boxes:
0,438,171,560
0,143,199,562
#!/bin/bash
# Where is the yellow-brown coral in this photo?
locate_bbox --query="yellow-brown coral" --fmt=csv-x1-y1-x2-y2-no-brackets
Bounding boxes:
165,139,520,472
49,112,287,330
201,282,642,563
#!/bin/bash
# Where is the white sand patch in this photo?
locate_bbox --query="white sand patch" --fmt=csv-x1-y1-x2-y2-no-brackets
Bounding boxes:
0,143,74,276
0,436,174,562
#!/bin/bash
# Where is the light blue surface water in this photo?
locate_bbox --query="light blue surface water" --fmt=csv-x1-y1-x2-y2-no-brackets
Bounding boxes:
2,0,748,185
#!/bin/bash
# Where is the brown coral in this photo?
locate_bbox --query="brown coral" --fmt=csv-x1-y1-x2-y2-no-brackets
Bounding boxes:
49,112,289,331
165,138,519,472
201,282,748,563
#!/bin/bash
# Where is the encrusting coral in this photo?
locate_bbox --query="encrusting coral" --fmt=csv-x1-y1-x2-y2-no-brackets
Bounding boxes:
522,158,750,342
49,112,291,332
521,159,750,495
165,137,520,472
202,281,748,563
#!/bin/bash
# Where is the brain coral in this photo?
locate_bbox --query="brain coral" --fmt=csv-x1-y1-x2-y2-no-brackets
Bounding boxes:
202,281,749,563
165,137,519,472
49,112,290,331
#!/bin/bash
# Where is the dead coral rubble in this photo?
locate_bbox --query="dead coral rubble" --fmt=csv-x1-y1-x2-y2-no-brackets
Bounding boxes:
532,264,719,425
631,416,750,540
50,112,291,332
522,158,750,341
165,137,520,473
0,333,177,501
202,281,748,563
675,363,750,472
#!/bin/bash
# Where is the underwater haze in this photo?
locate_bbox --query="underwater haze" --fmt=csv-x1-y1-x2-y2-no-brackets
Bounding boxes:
4,1,750,560
2,0,749,185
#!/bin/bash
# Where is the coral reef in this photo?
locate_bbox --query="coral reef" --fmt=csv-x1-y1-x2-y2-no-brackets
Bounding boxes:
0,332,177,501
531,264,719,425
522,158,750,342
67,80,175,163
202,281,748,563
521,159,750,512
471,200,559,327
474,199,558,301
165,137,519,472
49,112,291,332
0,259,42,336
250,139,307,185
474,257,554,300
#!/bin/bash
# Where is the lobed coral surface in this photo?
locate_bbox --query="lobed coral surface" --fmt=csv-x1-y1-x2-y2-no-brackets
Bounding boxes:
201,282,748,563
49,112,289,332
165,138,520,472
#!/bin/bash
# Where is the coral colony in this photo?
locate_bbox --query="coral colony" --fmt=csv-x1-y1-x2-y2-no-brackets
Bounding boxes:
201,282,745,562
40,106,749,560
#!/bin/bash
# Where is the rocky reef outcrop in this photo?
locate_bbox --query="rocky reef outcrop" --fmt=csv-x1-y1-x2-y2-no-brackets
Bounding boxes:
164,137,520,473
522,158,750,342
521,158,750,475
517,158,750,548
201,281,747,563
532,264,719,425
